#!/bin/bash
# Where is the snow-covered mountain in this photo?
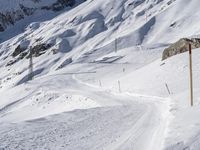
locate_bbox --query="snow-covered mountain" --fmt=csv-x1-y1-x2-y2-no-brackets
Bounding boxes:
0,0,86,42
0,0,80,31
0,0,200,149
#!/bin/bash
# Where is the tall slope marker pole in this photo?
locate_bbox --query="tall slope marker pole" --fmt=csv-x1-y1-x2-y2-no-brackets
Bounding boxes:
29,47,33,81
189,43,193,107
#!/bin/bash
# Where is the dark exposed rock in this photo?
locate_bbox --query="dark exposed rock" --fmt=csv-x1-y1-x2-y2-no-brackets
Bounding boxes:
19,52,28,60
31,0,41,3
6,59,17,66
58,0,76,7
42,0,75,11
6,43,52,67
19,4,35,16
52,49,59,54
57,58,72,69
162,38,200,60
0,24,4,31
170,22,176,28
0,0,77,32
12,45,27,57
0,6,34,32
28,43,52,57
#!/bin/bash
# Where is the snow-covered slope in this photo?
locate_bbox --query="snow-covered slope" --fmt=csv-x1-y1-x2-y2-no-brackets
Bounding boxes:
0,0,85,42
0,0,200,149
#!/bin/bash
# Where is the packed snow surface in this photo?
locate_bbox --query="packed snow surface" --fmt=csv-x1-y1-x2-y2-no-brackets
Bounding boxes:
0,0,200,149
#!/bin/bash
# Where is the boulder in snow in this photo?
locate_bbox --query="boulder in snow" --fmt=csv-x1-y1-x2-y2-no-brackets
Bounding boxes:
162,38,200,60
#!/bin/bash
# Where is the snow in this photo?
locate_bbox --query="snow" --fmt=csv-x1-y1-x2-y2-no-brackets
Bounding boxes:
0,0,200,149
0,105,146,150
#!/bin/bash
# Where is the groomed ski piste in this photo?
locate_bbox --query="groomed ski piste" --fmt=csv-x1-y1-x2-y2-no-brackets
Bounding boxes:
0,0,200,149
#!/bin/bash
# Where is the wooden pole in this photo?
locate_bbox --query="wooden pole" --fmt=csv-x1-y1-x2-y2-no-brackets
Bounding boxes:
189,43,193,106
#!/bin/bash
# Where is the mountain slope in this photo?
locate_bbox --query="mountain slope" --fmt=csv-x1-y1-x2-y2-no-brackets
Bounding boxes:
0,0,200,149
0,0,85,42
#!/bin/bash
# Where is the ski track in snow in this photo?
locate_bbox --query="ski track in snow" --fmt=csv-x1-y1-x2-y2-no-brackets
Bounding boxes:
0,72,172,150
1,0,200,149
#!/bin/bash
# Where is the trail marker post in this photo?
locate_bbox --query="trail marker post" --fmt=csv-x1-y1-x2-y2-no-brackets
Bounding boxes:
189,43,193,107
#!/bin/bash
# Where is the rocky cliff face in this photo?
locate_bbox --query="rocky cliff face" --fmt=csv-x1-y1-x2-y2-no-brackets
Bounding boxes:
0,5,35,32
0,0,76,32
162,38,200,60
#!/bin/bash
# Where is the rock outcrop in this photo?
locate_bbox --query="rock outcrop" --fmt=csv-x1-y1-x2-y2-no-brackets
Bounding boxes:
41,0,76,11
162,38,200,60
29,43,52,57
7,43,52,66
0,0,76,32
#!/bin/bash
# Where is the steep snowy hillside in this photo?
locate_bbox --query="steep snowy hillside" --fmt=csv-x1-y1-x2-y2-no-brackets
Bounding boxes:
0,0,85,42
0,0,200,149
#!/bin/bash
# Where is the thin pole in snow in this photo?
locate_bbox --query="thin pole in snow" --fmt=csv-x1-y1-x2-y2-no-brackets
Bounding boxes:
118,80,121,93
189,43,193,107
99,80,102,87
29,47,33,81
165,83,171,95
